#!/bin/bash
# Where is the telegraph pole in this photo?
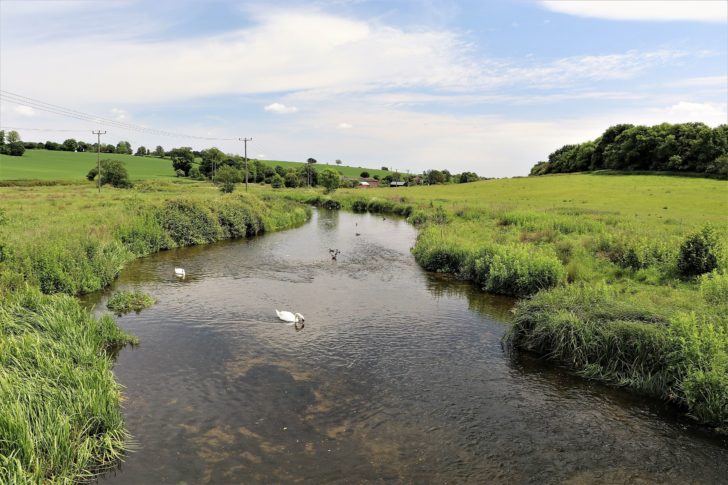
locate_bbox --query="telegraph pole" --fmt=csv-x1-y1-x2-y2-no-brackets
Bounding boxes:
239,137,252,192
92,130,106,193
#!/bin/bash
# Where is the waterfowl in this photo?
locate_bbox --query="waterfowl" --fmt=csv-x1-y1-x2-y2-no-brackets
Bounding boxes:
174,268,186,278
329,248,341,260
276,310,305,323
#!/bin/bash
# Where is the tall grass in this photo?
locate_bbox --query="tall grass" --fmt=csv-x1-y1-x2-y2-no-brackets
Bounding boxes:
0,287,137,483
506,284,728,430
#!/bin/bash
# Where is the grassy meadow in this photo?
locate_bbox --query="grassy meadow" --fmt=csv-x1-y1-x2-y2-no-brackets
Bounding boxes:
0,180,311,482
0,149,391,181
277,172,728,431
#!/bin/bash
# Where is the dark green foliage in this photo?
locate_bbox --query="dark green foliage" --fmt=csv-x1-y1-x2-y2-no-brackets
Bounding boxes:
531,123,728,177
678,226,720,277
155,199,222,247
271,173,284,188
106,290,155,315
459,171,479,183
6,141,25,157
86,159,133,188
360,171,370,178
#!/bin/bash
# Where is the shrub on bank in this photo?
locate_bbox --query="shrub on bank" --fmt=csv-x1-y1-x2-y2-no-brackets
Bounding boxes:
678,225,721,277
155,199,223,247
413,227,565,297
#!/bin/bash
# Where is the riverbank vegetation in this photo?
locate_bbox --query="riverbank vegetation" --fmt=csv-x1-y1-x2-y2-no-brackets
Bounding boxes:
275,173,728,431
0,181,311,482
106,290,156,315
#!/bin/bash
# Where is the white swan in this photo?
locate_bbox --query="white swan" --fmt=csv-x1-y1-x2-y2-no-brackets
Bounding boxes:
174,268,186,278
276,310,304,323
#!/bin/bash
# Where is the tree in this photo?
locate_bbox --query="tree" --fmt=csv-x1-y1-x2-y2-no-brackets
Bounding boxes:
381,166,388,171
7,130,20,143
86,159,133,188
459,171,479,183
45,141,60,151
135,146,148,156
77,141,88,152
214,165,242,193
304,158,318,186
336,159,342,165
284,170,301,188
0,130,5,146
320,168,340,193
271,173,285,188
426,170,445,185
189,165,204,180
115,141,132,155
171,147,195,177
62,138,78,152
360,171,370,178
6,141,25,156
103,143,115,153
154,146,165,157
199,147,224,179
677,226,720,277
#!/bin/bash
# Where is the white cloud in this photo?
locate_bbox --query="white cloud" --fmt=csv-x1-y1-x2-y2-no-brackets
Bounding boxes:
657,102,727,125
337,122,353,129
264,102,299,114
0,9,684,106
110,108,128,121
13,105,35,117
540,1,727,23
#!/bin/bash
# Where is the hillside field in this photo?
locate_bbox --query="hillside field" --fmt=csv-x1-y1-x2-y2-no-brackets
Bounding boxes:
0,149,392,181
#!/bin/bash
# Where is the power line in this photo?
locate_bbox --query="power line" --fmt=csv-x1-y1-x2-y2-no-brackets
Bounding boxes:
0,90,237,141
0,126,89,133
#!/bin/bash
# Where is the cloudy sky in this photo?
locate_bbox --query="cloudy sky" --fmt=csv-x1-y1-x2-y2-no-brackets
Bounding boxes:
0,0,726,176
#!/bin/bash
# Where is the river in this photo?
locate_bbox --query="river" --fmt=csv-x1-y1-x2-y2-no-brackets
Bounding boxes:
92,209,728,484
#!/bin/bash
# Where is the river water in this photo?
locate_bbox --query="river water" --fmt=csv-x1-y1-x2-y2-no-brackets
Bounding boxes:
93,209,728,484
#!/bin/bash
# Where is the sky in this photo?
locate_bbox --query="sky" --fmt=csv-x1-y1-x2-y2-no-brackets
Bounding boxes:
0,0,726,177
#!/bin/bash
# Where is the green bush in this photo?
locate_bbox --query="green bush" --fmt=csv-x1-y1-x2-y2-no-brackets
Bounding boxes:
699,271,728,305
678,225,720,277
155,199,222,247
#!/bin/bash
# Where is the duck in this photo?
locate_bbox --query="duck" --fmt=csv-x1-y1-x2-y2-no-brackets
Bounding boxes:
329,248,341,260
276,310,305,324
174,268,186,278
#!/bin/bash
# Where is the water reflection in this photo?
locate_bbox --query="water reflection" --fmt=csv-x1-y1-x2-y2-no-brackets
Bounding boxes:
97,209,727,484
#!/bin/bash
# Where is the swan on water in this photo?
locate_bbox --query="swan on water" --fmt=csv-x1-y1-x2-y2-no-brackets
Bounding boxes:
276,310,305,323
174,268,186,278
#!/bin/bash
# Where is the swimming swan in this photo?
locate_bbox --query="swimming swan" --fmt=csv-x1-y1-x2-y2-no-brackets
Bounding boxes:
174,268,186,278
276,310,305,323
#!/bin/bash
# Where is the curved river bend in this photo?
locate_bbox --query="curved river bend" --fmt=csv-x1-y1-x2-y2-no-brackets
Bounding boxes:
92,209,728,484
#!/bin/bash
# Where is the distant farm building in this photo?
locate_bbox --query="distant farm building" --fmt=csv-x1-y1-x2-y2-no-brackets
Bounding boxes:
390,181,406,187
358,178,380,188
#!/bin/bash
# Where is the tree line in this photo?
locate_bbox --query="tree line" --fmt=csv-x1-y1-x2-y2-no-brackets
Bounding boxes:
530,122,728,178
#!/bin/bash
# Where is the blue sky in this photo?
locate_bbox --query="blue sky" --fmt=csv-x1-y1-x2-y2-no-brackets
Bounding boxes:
0,0,726,176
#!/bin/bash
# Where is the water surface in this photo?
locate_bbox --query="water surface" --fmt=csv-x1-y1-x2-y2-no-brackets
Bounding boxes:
94,209,728,484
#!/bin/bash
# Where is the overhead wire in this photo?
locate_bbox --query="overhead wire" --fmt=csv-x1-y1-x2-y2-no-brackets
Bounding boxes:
0,90,237,141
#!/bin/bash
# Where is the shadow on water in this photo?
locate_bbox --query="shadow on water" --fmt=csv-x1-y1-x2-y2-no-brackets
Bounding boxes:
94,209,728,484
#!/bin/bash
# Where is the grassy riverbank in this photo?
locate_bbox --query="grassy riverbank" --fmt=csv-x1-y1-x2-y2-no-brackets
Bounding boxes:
274,173,728,431
0,180,310,482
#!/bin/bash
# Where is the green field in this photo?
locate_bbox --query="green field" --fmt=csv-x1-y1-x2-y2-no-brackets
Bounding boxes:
0,150,391,181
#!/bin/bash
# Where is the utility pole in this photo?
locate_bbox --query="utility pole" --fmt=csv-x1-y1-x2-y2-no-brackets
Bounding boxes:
92,130,106,193
239,137,252,192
